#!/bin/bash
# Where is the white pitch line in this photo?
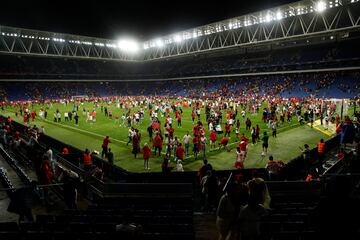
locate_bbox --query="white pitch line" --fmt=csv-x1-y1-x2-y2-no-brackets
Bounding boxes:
40,118,129,144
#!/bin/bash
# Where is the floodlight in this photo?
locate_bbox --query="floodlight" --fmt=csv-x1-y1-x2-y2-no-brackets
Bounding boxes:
315,1,326,12
155,39,163,47
265,14,272,22
276,11,283,20
228,23,233,29
118,39,139,52
174,35,182,42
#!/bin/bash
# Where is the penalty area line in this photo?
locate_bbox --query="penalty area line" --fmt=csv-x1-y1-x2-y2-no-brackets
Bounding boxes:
40,118,129,145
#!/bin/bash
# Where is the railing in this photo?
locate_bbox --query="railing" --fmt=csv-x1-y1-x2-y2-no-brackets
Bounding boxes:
0,145,32,185
281,134,341,180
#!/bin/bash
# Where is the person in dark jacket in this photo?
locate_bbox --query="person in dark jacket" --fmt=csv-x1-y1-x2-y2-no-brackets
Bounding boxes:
7,181,40,222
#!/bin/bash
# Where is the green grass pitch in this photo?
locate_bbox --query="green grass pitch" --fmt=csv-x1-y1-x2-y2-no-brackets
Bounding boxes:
4,101,330,172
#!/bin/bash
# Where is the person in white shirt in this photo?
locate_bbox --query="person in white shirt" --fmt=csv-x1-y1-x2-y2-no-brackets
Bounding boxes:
183,131,191,156
64,112,69,121
176,160,184,172
209,122,214,131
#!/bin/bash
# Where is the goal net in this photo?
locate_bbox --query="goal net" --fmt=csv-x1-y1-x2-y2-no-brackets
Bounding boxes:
71,95,88,101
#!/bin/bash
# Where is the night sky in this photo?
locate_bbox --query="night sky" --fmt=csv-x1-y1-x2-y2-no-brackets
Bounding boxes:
1,0,297,41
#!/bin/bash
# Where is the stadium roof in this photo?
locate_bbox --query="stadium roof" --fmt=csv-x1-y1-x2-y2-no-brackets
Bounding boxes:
143,0,344,49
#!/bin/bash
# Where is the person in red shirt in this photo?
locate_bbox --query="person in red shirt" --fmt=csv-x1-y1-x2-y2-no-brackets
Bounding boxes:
191,111,196,124
224,123,231,137
317,138,325,164
240,133,249,143
177,114,182,127
40,157,54,203
23,114,28,126
209,130,217,151
219,137,229,151
168,125,174,138
176,143,185,161
239,139,248,157
132,130,140,159
83,148,93,171
142,143,151,170
255,125,260,142
62,147,69,155
101,136,111,159
153,132,162,156
31,110,36,122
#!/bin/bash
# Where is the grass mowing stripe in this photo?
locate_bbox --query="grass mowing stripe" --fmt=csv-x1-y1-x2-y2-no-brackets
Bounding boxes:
40,118,129,144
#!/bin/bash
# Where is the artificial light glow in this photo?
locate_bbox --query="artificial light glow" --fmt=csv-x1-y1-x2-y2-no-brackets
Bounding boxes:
315,1,326,12
265,14,272,22
174,35,182,42
155,39,163,47
276,11,283,20
118,39,139,52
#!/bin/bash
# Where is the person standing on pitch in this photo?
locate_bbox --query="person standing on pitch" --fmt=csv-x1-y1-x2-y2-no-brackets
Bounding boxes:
262,132,269,156
101,136,111,159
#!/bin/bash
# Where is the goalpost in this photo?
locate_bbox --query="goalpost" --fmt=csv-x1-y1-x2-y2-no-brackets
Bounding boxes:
71,95,88,101
330,98,350,119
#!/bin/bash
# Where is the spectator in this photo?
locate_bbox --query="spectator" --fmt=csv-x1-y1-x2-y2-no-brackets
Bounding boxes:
265,155,282,181
90,163,104,181
59,169,79,209
83,148,93,171
305,168,319,182
176,160,184,172
341,116,355,147
301,144,311,169
216,182,244,240
7,181,40,222
161,153,173,173
142,143,151,170
62,146,69,155
107,148,114,165
198,158,213,182
115,209,143,239
236,178,269,240
235,147,245,169
317,138,325,164
153,132,162,156
261,132,269,156
219,137,229,151
200,169,217,212
101,135,111,159
39,157,54,205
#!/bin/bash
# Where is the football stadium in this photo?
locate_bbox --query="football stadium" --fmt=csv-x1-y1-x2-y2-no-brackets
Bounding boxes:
0,0,359,239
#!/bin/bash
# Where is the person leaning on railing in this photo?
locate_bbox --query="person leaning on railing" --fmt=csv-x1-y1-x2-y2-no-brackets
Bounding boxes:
83,148,93,171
